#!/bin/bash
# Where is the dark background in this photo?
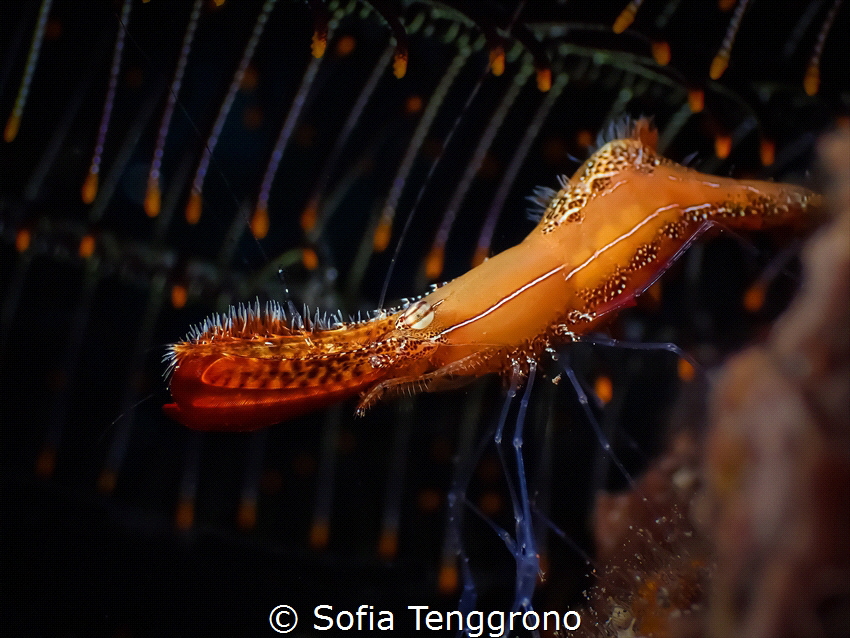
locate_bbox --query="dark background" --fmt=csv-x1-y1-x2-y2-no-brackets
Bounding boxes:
2,1,847,636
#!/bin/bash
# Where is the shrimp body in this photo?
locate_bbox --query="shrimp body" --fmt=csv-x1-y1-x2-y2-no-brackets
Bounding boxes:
164,120,822,431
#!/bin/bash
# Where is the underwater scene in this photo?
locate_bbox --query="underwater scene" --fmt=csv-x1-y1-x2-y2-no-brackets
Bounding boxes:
3,1,848,636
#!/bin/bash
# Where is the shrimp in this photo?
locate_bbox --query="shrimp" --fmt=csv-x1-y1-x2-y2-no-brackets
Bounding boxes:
164,118,822,431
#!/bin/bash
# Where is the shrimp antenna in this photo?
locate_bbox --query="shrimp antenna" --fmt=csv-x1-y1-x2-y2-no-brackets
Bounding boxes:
377,1,528,310
119,2,279,273
97,392,159,446
376,69,487,310
119,1,312,313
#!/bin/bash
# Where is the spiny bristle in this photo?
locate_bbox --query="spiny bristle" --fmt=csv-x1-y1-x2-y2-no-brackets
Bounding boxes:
527,119,659,224
162,349,179,381
593,115,654,151
526,186,558,221
175,299,379,346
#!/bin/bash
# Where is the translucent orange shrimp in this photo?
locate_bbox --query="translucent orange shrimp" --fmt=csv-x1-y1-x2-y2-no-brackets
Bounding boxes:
164,119,822,431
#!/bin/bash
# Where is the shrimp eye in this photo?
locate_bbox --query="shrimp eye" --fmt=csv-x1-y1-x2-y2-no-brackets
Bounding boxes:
396,299,435,330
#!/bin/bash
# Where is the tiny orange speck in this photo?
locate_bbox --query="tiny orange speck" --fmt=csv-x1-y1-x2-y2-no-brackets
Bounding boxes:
78,235,96,259
489,46,505,76
759,138,775,166
311,32,327,59
301,200,318,231
377,530,398,559
405,95,423,115
144,182,161,217
175,500,195,530
301,246,319,270
45,18,62,40
678,358,696,382
417,488,442,513
171,284,188,309
15,228,31,253
804,65,820,96
714,134,732,159
310,521,330,549
373,218,393,252
709,54,729,80
595,375,613,404
652,41,671,66
743,283,765,312
479,491,503,516
688,88,704,113
536,68,552,92
438,564,459,595
613,7,636,34
335,35,356,57
237,501,257,530
251,206,270,239
186,191,202,224
81,171,98,204
646,278,663,306
35,446,56,479
576,129,594,149
4,113,20,142
393,53,407,79
240,64,259,90
425,245,445,280
98,469,117,494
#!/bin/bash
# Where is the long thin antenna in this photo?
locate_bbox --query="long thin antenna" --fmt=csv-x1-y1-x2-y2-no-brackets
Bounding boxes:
377,0,530,309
